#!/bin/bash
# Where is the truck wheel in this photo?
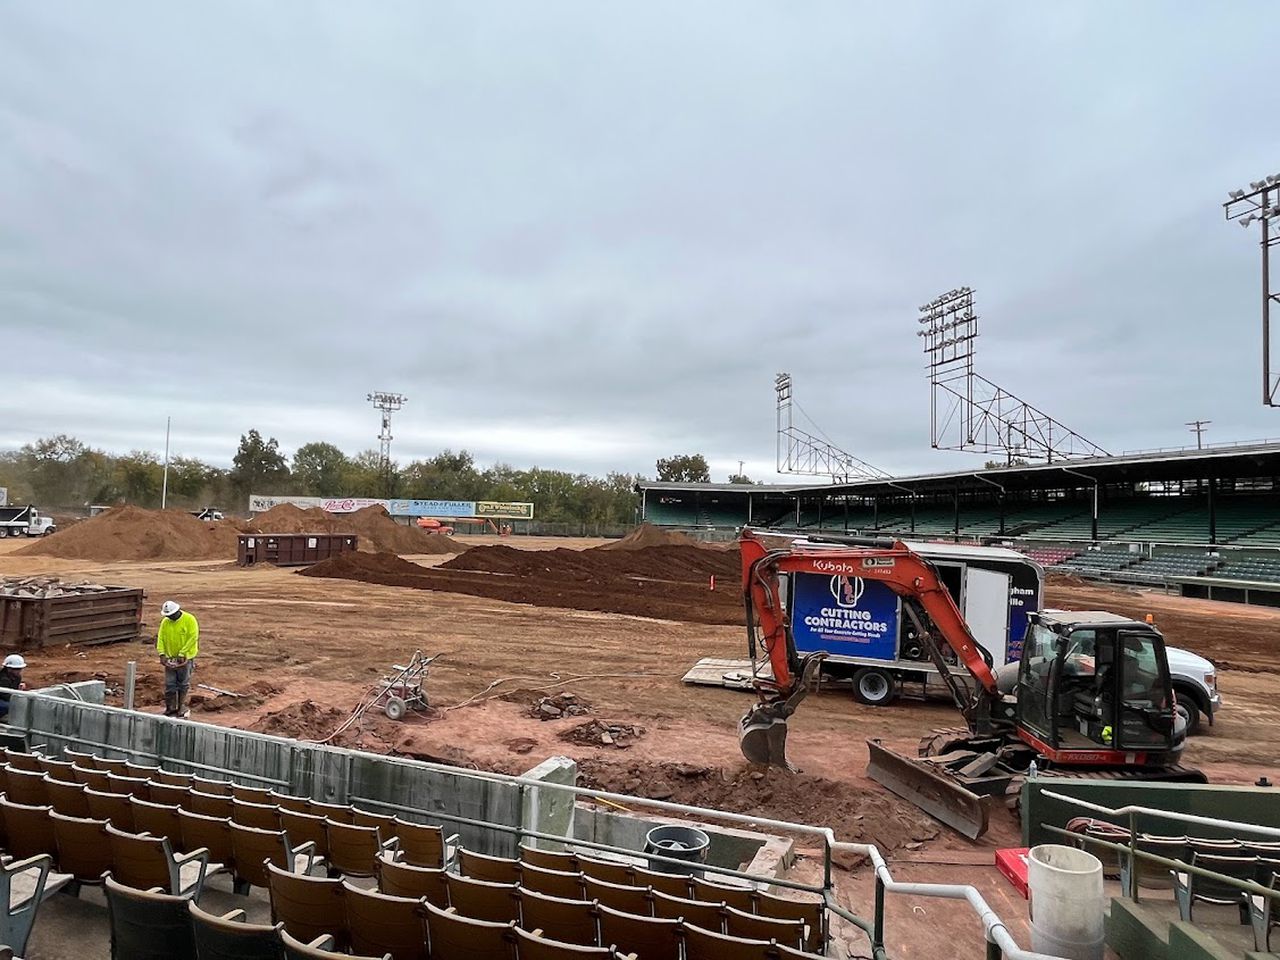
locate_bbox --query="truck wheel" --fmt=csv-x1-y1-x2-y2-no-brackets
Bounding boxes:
0,528,8,539
852,667,896,706
1174,694,1202,736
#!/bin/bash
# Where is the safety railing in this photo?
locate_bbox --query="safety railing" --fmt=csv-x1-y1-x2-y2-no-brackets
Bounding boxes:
1038,789,1280,913
15,690,1057,959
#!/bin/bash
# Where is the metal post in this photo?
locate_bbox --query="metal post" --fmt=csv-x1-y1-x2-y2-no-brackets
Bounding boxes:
843,497,849,533
795,497,800,527
954,486,961,539
746,493,752,526
1208,477,1217,546
123,661,137,711
985,937,1003,960
1265,210,1272,405
160,417,171,509
910,495,915,534
873,874,886,952
1129,811,1140,903
1092,483,1099,543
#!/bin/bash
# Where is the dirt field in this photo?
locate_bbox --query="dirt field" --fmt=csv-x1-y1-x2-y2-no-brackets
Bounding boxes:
1,532,1277,952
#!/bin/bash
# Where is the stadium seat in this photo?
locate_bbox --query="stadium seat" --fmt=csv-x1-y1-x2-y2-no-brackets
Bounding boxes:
376,855,449,907
458,848,523,885
633,867,695,900
723,904,806,948
281,809,331,859
124,761,162,781
342,882,429,960
0,797,56,860
422,899,514,960
188,900,286,960
231,783,275,805
190,790,234,820
690,876,754,911
511,925,613,959
37,757,78,783
267,861,348,950
105,773,150,800
581,876,650,916
519,844,579,873
3,750,42,773
231,798,283,832
444,873,521,923
280,928,389,960
104,875,197,960
86,788,136,832
325,819,398,879
577,856,636,887
61,748,96,768
650,890,724,931
754,890,826,950
680,922,774,960
595,903,681,960
131,797,184,846
229,821,324,893
192,775,232,796
309,799,354,824
43,776,90,818
270,791,313,815
146,781,192,808
392,818,455,869
5,768,48,807
72,766,112,792
49,812,112,890
106,823,220,898
352,808,398,836
518,888,600,946
178,810,236,873
520,864,586,901
154,769,195,788
1173,852,1258,922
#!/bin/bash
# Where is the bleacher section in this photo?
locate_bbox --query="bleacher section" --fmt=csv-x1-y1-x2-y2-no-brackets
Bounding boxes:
1054,551,1137,576
1213,555,1280,583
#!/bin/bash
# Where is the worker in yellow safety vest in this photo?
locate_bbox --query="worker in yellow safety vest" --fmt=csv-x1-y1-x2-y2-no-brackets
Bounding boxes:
156,600,199,717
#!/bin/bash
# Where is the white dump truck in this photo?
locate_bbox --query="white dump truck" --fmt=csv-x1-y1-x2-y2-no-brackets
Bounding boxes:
0,506,56,538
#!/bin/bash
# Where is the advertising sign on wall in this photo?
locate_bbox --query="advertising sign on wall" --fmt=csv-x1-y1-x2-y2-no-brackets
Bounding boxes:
386,500,477,518
475,501,535,520
248,495,390,514
790,571,901,661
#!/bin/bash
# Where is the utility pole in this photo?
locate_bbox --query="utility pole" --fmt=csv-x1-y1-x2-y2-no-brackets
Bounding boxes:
161,417,171,509
1186,420,1211,450
367,392,406,497
1224,174,1280,406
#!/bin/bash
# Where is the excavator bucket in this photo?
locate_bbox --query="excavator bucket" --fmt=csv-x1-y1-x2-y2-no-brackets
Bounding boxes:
739,708,792,769
865,738,991,840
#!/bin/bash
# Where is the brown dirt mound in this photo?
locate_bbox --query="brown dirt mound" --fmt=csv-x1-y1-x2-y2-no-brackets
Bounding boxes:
576,758,939,852
17,505,240,561
298,543,743,624
249,504,464,556
600,524,705,551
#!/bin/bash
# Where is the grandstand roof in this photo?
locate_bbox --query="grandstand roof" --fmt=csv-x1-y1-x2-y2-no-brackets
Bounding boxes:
638,440,1280,500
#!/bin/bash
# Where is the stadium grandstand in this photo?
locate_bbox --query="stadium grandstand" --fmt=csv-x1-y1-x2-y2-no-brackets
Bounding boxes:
638,440,1280,606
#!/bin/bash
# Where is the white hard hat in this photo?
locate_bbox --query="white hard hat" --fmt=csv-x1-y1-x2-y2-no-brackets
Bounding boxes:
160,600,181,617
3,655,26,670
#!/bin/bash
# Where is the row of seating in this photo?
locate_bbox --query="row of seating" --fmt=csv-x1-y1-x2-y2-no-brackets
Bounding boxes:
272,859,823,960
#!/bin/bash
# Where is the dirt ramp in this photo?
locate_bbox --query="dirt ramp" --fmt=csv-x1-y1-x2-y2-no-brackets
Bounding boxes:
600,524,706,551
249,504,464,556
17,505,239,561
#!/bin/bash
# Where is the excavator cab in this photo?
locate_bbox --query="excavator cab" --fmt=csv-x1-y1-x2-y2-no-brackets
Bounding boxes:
1016,612,1185,765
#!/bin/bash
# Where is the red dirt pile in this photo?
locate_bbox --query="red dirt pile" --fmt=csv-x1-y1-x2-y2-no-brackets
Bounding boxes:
17,505,239,561
249,504,464,556
299,543,743,624
600,524,704,551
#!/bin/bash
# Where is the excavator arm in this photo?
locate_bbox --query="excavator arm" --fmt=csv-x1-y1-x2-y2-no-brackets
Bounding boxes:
738,531,1000,767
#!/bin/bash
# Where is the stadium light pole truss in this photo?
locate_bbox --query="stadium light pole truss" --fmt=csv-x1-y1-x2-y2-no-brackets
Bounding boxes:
775,372,892,481
916,287,1108,463
367,391,406,495
1224,173,1280,407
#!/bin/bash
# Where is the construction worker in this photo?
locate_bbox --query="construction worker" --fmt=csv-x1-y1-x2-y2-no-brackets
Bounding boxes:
156,600,198,717
0,655,27,718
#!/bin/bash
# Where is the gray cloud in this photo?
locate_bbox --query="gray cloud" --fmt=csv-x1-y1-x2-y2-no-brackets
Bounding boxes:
1,1,1279,485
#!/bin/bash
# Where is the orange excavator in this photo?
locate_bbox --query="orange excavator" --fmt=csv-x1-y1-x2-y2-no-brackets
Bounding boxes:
737,530,1201,837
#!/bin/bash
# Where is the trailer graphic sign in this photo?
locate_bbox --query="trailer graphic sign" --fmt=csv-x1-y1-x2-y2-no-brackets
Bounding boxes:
791,572,900,661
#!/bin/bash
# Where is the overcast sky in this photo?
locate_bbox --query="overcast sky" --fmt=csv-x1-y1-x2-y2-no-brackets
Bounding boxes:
2,3,1279,484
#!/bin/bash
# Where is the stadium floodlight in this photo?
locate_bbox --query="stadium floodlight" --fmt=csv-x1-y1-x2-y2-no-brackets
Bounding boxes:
1224,172,1280,406
774,372,890,481
366,391,407,495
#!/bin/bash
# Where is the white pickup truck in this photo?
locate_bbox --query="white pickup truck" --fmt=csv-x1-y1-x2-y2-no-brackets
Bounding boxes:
0,506,56,539
1166,644,1221,735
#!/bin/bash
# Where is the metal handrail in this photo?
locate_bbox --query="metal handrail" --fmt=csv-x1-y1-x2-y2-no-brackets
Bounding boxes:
1038,789,1280,841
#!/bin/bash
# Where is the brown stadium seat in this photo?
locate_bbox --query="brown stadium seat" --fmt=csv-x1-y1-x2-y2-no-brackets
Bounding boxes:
192,774,233,796
153,769,195,788
43,776,90,818
352,808,398,836
308,799,354,824
634,867,696,900
681,922,774,960
71,766,112,792
106,822,220,898
650,890,724,932
191,790,235,820
724,904,806,949
582,876,650,916
188,900,286,960
393,819,453,868
282,809,331,858
4,767,49,807
577,855,636,887
3,750,43,773
376,856,449,907
231,783,275,805
343,881,429,960
444,873,521,923
93,757,130,776
267,861,348,950
85,788,136,832
271,791,313,815
518,888,600,946
520,864,586,901
105,773,150,800
773,944,829,959
0,797,57,859
423,899,514,960
37,757,78,783
520,844,580,873
61,748,96,768
596,903,681,960
104,876,197,960
511,926,615,959
123,761,162,781
232,798,283,831
691,876,755,912
458,848,522,885
229,821,324,894
49,812,112,890
130,797,184,846
179,809,236,874
146,781,192,809
280,928,389,960
755,890,826,950
326,819,398,879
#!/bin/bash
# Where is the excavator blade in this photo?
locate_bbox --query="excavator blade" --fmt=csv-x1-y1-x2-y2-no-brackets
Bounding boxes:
738,708,793,769
866,738,991,840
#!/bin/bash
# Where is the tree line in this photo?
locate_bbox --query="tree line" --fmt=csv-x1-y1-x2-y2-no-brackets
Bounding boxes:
0,433,738,525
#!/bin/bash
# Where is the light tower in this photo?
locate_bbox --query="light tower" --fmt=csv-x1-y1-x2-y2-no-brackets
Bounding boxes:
366,391,406,495
1224,173,1280,406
